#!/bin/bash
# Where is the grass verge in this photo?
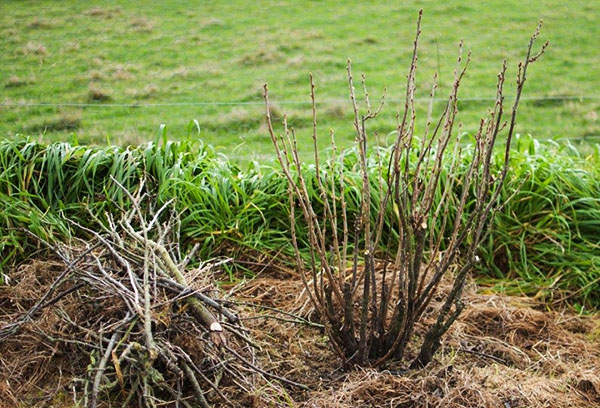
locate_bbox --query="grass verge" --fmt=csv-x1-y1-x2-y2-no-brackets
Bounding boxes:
0,136,598,308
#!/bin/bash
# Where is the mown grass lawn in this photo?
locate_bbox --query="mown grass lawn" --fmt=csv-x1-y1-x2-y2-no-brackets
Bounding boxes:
1,0,599,163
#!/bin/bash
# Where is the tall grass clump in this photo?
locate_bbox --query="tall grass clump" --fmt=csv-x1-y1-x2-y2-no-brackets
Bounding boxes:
1,139,597,309
264,11,548,367
480,135,600,310
0,135,293,280
0,137,187,279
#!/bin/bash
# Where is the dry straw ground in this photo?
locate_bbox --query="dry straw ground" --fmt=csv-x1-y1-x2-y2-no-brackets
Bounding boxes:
1,256,598,407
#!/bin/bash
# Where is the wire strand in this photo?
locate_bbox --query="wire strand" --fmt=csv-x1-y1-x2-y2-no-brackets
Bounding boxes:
1,95,599,109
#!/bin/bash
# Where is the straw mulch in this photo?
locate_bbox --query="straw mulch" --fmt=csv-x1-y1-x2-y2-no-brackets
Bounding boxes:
1,256,599,408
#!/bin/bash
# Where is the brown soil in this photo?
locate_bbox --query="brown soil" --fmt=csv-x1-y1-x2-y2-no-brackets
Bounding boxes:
1,258,599,408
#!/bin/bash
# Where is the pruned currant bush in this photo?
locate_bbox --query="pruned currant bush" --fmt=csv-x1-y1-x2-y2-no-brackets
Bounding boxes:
263,10,547,368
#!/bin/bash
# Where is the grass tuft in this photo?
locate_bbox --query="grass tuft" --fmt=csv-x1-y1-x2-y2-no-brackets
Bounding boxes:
24,111,82,134
18,42,48,56
27,17,55,29
129,17,154,33
238,47,284,66
84,7,122,18
87,83,113,101
4,75,35,88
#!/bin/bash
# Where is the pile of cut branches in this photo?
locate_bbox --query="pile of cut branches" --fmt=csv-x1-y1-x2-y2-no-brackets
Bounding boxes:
0,180,302,407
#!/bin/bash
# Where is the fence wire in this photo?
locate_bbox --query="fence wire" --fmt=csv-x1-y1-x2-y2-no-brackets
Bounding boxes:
2,95,599,109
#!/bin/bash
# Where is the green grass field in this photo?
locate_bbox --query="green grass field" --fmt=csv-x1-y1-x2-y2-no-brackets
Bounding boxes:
1,0,599,162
